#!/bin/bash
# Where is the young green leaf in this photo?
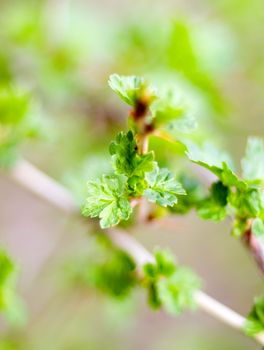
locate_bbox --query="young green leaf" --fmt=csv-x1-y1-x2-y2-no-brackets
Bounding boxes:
229,188,263,219
144,164,186,207
108,74,155,107
244,296,264,336
82,174,132,228
109,130,154,177
241,137,264,182
197,200,227,221
67,237,137,299
197,181,228,221
143,249,176,279
186,142,247,190
156,267,201,315
0,86,42,168
150,89,196,134
186,142,233,178
0,249,24,324
170,173,206,214
143,249,201,315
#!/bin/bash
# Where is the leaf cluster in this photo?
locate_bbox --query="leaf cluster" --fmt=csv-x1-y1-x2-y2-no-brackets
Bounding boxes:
83,78,187,228
66,236,137,299
186,138,264,239
109,74,196,136
142,249,201,315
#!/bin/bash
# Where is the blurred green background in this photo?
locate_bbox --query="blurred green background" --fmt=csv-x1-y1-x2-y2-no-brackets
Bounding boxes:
0,0,264,348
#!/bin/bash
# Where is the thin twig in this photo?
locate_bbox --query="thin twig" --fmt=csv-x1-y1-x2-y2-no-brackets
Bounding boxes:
4,159,264,346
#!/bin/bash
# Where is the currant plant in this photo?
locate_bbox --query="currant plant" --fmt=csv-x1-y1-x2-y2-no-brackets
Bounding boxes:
1,72,264,345
81,74,202,317
81,74,264,340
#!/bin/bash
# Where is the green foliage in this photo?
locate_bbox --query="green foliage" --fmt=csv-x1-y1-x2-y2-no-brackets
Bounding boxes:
143,249,176,279
150,89,196,134
67,236,137,299
0,249,24,324
186,142,233,179
108,74,156,107
83,77,189,227
109,130,154,178
186,140,264,236
170,173,206,214
144,164,186,207
82,174,132,229
156,267,201,315
244,296,264,336
0,86,40,167
197,181,229,221
143,249,201,315
167,20,226,114
241,137,264,183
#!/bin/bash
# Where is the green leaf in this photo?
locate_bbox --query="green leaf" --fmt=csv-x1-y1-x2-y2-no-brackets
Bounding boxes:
0,251,14,288
229,188,263,218
167,20,226,114
143,249,176,279
144,164,186,207
186,142,233,178
0,87,29,125
150,89,197,134
68,237,137,299
109,130,154,178
186,142,247,190
143,249,201,315
197,200,227,221
82,174,132,228
146,282,162,309
244,296,264,336
0,249,25,325
89,249,137,299
108,74,155,107
220,162,247,190
0,86,42,168
242,137,264,182
197,181,228,222
252,218,264,244
170,173,206,214
156,267,201,315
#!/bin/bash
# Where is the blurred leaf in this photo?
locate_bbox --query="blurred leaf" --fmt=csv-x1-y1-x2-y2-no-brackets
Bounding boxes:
244,296,264,336
197,181,229,221
67,236,137,299
143,248,201,315
167,20,226,114
252,218,264,244
157,267,201,315
108,74,156,107
242,137,264,182
0,249,25,325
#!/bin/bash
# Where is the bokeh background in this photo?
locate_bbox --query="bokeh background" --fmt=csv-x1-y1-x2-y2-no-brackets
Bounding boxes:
0,0,264,348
